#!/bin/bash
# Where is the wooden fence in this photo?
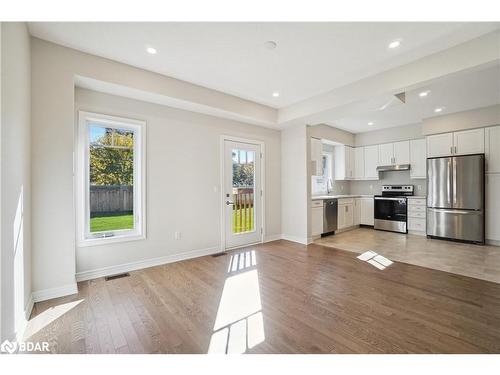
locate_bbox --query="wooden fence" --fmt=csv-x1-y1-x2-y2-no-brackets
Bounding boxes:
90,185,133,216
232,187,254,233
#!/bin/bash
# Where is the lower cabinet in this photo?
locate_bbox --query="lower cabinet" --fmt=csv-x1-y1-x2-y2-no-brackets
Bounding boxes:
311,200,324,236
486,174,500,242
407,197,426,235
338,198,354,230
360,198,374,225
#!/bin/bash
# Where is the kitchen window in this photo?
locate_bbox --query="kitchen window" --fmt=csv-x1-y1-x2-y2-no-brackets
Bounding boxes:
76,111,146,246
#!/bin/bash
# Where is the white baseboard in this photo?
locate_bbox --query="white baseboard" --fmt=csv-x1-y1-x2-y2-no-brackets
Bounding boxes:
76,245,221,282
263,234,281,243
32,283,78,303
281,234,309,245
486,239,500,247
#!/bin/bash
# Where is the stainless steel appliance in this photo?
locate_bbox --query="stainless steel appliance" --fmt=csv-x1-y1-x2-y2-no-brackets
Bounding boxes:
374,185,414,233
427,154,485,244
323,199,338,233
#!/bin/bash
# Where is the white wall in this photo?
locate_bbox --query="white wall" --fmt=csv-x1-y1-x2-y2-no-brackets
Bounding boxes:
31,36,281,296
355,123,423,146
422,104,500,135
281,124,308,244
1,22,31,341
74,88,281,277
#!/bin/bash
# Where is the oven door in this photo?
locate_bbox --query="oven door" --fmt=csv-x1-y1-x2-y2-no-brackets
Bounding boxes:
374,197,408,233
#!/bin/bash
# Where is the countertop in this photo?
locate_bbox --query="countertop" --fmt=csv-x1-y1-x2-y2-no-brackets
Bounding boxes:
311,194,426,200
311,194,374,200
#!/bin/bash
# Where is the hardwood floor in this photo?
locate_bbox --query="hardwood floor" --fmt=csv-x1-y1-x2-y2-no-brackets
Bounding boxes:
316,227,500,283
28,240,500,353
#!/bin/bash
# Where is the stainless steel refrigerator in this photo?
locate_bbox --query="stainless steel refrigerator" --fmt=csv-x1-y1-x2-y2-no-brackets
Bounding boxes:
427,154,485,244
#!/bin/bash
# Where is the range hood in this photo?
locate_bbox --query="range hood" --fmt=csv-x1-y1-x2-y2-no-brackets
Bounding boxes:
376,164,411,172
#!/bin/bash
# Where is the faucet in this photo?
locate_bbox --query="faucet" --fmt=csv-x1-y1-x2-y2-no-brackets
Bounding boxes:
326,178,333,194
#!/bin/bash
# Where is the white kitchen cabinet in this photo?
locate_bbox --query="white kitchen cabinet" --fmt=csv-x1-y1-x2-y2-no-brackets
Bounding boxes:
311,201,324,237
486,174,500,242
334,145,354,180
310,137,323,176
454,128,484,155
427,133,454,158
364,145,379,179
378,141,409,165
410,138,427,179
485,126,500,173
338,198,354,229
354,147,365,179
354,199,361,225
427,128,484,158
407,197,426,235
378,143,394,165
393,140,410,164
359,198,374,226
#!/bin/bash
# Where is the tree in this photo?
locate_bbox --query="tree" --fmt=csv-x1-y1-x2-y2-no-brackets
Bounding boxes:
90,128,134,186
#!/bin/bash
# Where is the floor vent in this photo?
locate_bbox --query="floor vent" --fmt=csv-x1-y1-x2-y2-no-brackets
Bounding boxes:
105,272,130,281
212,252,228,258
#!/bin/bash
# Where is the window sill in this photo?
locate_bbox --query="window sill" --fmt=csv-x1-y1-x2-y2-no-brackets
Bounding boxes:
77,233,146,248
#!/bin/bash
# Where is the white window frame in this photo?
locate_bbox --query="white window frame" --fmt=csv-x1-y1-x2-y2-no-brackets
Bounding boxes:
322,152,333,181
76,111,146,247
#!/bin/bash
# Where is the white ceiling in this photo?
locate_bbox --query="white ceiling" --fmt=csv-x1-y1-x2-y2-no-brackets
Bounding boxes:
28,22,499,108
327,63,500,133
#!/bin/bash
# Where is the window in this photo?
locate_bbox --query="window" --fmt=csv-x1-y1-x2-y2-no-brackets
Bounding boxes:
77,112,146,246
322,152,332,181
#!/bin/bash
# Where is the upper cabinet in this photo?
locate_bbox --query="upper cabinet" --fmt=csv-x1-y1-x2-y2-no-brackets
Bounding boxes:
393,141,410,164
310,137,323,176
378,141,409,165
363,145,379,180
485,125,500,173
453,128,485,156
427,128,484,158
378,143,393,165
354,147,365,179
426,132,454,157
334,145,354,180
410,138,427,179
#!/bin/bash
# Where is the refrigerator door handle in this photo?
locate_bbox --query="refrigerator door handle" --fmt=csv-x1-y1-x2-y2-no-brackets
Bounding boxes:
452,157,457,206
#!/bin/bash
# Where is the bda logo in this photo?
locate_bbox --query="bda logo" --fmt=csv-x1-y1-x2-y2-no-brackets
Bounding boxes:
1,340,18,354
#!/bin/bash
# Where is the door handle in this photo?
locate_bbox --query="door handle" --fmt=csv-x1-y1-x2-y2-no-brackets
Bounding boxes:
226,200,234,206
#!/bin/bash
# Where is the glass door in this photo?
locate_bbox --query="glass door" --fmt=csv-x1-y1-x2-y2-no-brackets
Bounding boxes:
224,140,262,249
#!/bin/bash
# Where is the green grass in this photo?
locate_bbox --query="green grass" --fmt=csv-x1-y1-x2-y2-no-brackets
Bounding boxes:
233,207,254,233
90,213,134,232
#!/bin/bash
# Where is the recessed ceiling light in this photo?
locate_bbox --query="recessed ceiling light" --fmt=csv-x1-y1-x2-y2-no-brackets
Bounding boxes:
146,46,157,55
272,92,280,97
419,90,431,98
388,39,401,49
368,122,374,126
264,41,277,50
434,107,445,113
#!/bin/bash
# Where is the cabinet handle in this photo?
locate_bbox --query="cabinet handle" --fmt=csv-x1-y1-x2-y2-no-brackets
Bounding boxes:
455,146,457,154
450,146,453,154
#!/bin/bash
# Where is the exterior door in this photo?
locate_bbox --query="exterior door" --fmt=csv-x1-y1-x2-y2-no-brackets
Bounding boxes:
224,140,262,249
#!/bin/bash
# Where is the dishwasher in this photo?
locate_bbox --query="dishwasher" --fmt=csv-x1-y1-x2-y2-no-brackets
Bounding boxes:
323,199,338,234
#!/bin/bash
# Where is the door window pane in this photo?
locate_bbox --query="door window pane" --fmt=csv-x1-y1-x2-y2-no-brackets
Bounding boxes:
232,149,255,234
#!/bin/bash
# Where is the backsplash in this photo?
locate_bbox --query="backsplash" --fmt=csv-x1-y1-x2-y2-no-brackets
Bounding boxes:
349,170,426,196
311,176,350,196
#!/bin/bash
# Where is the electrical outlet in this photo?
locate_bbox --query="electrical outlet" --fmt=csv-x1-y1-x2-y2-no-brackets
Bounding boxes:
418,185,422,191
369,185,373,190
174,231,181,240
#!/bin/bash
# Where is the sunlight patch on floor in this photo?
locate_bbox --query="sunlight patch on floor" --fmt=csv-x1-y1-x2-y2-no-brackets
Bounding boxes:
209,250,265,354
357,251,393,270
23,299,84,340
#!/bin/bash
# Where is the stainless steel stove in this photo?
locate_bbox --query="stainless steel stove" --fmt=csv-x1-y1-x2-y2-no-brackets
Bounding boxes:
374,185,414,234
